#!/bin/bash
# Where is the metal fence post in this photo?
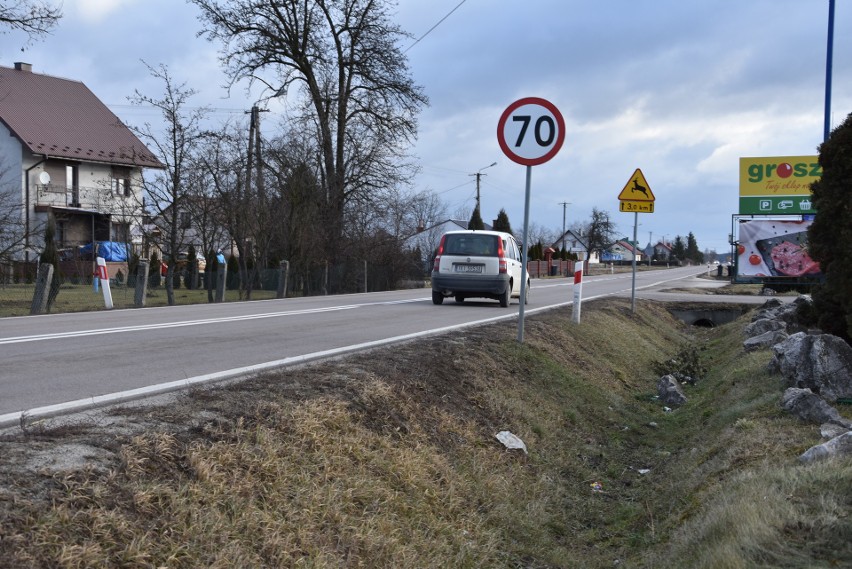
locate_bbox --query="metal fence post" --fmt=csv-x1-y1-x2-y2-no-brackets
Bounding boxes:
134,261,149,308
277,260,289,299
215,261,226,303
29,263,53,315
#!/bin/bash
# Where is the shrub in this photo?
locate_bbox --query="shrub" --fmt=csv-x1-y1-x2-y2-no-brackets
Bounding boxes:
652,345,707,385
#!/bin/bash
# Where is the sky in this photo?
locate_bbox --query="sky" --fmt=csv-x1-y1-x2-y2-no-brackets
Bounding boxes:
3,0,849,255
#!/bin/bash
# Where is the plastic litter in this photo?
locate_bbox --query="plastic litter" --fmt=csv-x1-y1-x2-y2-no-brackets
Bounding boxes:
590,481,604,493
495,431,527,454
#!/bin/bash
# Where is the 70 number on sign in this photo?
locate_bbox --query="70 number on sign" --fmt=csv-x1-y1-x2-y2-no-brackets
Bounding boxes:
512,114,557,147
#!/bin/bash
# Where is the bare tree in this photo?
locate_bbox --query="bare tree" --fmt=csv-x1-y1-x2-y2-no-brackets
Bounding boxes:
264,128,326,294
0,174,36,280
196,121,284,299
582,207,618,258
191,0,428,264
181,164,229,267
0,0,61,45
129,63,210,305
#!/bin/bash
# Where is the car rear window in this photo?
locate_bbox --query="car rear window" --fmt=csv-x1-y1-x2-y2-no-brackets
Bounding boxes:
444,234,499,256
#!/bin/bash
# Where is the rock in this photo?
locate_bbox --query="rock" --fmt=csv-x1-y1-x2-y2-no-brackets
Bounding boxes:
657,375,687,407
799,431,852,463
751,298,783,322
820,423,850,439
780,388,851,427
744,318,787,338
743,330,788,352
768,333,852,402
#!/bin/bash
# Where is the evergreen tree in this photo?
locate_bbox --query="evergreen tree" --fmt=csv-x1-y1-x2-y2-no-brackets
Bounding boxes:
149,251,161,288
493,208,512,234
528,240,544,260
39,215,60,311
468,206,485,230
671,236,686,262
186,244,197,290
686,232,704,264
808,112,852,343
227,253,240,289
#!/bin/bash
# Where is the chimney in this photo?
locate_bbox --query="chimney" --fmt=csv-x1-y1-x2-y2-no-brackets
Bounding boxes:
14,62,32,72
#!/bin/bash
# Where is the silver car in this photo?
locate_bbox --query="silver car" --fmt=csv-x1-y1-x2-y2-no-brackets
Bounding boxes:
431,230,529,307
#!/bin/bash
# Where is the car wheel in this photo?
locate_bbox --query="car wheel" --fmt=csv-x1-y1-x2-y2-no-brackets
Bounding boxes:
499,282,510,307
432,291,444,305
455,295,465,303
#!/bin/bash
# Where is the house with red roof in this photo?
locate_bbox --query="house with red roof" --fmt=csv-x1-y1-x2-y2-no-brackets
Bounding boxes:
604,239,644,262
0,62,164,267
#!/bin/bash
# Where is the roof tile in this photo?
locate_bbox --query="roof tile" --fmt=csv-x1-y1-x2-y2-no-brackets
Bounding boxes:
0,64,164,169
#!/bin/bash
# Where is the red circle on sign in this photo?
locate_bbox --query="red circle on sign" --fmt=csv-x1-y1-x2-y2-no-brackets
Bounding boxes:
497,97,565,166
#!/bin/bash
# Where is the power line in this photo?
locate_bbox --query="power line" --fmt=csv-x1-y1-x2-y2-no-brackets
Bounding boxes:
404,0,468,54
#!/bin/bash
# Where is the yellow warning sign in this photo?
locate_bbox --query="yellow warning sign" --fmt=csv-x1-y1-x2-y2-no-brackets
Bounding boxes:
618,168,655,203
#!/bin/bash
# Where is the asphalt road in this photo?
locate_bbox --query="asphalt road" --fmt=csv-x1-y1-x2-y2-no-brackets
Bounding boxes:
1,265,730,425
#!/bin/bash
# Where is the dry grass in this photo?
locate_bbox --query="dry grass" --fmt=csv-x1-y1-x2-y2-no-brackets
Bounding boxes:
0,283,277,317
0,298,849,568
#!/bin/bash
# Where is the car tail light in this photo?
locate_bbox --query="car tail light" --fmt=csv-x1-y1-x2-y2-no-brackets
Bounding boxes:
433,235,446,271
497,237,507,274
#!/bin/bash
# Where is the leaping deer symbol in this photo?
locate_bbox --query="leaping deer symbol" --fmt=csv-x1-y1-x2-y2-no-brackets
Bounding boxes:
631,178,649,198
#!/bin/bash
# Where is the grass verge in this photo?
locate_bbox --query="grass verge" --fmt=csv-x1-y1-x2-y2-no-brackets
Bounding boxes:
0,298,848,568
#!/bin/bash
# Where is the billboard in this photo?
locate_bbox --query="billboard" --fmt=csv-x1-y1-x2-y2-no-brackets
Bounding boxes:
739,156,820,215
735,219,821,282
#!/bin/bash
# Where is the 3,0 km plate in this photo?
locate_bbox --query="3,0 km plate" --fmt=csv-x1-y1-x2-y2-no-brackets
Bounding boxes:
454,264,483,274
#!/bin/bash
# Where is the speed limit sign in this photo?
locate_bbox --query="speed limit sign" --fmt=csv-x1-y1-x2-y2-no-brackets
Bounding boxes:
497,97,565,166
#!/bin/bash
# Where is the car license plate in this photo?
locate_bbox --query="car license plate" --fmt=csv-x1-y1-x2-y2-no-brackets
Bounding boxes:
454,264,483,273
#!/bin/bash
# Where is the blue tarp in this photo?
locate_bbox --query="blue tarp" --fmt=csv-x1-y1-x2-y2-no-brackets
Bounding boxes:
79,241,130,262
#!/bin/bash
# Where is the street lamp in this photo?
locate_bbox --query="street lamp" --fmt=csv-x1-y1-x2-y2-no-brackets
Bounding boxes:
470,162,497,214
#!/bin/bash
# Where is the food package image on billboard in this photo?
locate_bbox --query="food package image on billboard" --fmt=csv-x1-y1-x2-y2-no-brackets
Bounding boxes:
736,219,821,280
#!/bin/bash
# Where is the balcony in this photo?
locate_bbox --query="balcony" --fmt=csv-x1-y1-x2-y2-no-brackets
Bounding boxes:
34,184,141,216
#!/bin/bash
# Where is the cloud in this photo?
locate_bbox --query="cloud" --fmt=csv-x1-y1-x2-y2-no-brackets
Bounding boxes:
71,0,136,24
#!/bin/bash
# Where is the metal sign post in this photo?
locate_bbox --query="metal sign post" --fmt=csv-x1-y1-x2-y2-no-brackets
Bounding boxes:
617,168,655,313
497,97,565,342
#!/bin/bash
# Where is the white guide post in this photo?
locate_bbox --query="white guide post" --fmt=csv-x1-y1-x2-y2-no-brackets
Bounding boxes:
96,256,113,309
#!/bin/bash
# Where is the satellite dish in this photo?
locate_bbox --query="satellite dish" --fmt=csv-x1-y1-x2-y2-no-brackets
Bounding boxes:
38,171,51,185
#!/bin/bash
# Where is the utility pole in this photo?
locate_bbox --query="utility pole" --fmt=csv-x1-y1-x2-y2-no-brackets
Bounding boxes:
648,231,652,265
245,105,270,199
244,105,270,274
559,201,571,254
469,162,496,215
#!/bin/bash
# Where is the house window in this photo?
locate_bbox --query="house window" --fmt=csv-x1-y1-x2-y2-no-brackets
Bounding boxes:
180,210,191,229
66,164,79,206
112,166,132,197
56,221,66,247
111,222,130,243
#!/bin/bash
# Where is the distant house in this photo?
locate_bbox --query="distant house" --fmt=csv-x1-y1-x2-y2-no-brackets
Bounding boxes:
605,239,644,262
650,240,673,261
151,195,233,263
551,229,596,262
0,62,164,267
